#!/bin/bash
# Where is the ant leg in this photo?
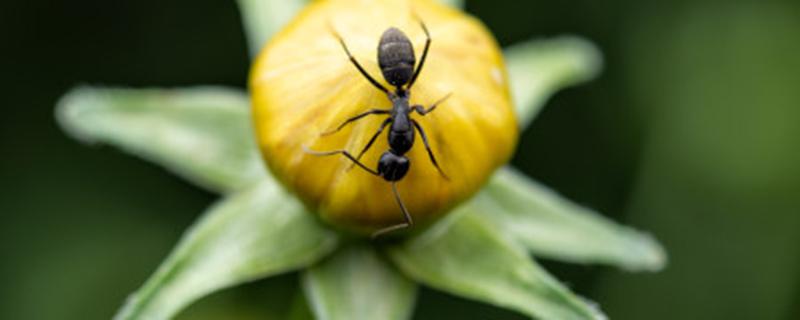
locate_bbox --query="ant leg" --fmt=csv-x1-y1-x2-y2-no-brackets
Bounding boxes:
332,30,390,94
411,120,449,180
371,182,413,238
303,146,380,176
355,118,393,161
412,93,452,115
322,109,390,136
407,20,431,90
344,118,392,171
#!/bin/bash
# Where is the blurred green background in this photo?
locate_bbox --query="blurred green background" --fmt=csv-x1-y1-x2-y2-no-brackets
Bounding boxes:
1,0,798,319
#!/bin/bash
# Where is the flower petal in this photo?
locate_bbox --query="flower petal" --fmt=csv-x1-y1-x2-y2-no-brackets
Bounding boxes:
505,36,603,128
386,208,606,320
303,244,417,320
114,181,339,320
56,86,266,194
477,168,666,271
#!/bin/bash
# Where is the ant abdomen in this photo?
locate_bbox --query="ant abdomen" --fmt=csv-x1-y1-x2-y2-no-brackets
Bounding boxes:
378,151,410,182
378,27,416,87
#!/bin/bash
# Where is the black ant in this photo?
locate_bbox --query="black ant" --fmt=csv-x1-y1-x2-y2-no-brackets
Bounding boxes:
305,21,450,238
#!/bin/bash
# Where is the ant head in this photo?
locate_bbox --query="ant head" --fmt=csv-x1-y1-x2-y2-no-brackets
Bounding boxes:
378,27,415,87
377,151,410,181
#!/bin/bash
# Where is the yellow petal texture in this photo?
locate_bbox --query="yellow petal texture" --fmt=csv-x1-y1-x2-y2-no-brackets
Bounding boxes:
250,0,517,234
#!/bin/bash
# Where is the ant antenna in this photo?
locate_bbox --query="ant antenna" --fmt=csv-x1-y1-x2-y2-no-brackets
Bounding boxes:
407,16,431,90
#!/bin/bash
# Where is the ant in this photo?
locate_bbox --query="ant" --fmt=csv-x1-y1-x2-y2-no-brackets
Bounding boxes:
305,20,451,238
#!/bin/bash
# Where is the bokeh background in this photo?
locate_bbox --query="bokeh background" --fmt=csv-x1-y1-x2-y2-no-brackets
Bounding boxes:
2,0,799,319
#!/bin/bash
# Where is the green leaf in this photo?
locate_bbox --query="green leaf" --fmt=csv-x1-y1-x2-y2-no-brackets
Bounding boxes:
505,36,603,128
114,181,339,320
387,209,605,320
438,0,465,8
56,86,265,194
303,244,417,320
237,0,307,57
476,167,666,271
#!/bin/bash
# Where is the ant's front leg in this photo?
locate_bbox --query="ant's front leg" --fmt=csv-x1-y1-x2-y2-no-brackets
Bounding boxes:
412,93,452,115
322,109,390,136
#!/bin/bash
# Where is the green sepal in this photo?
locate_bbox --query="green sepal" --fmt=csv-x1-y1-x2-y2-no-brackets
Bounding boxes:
477,168,666,271
505,36,603,128
114,181,339,320
387,209,606,320
56,86,265,194
303,244,417,320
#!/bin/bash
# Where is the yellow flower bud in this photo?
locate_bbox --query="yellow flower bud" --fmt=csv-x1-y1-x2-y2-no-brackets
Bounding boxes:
250,0,517,235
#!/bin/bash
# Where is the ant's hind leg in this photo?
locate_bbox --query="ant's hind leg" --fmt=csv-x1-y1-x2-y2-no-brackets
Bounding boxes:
371,182,413,238
411,120,449,180
303,147,380,176
322,109,390,136
331,30,390,94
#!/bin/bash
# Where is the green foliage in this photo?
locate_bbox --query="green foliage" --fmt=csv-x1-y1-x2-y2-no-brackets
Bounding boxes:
303,245,417,320
112,181,338,319
237,0,307,57
53,0,665,319
477,168,665,271
56,87,266,194
387,210,605,320
505,37,602,128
